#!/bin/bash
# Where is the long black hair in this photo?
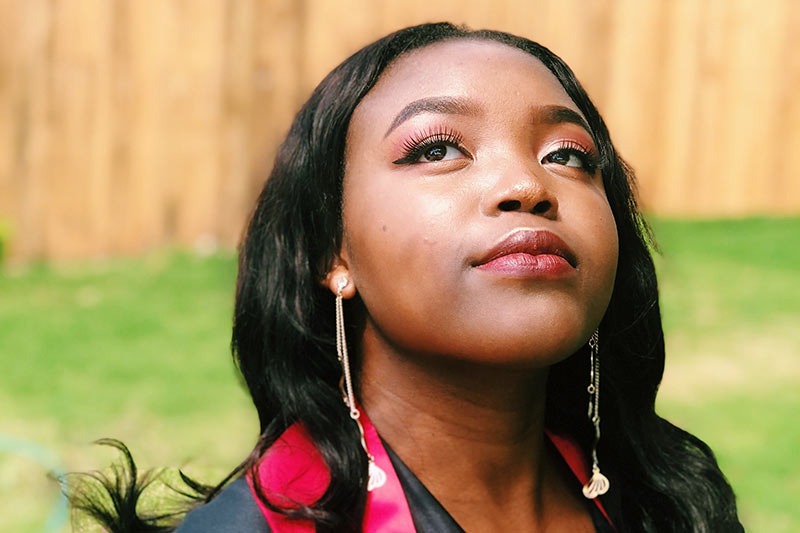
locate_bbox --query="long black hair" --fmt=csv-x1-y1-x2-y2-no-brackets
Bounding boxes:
70,22,742,532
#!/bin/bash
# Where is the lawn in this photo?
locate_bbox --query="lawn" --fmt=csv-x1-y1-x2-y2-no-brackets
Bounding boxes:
1,218,798,532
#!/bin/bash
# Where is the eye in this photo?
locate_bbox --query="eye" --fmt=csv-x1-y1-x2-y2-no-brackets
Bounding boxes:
541,142,598,174
417,143,462,162
545,149,584,168
392,128,469,165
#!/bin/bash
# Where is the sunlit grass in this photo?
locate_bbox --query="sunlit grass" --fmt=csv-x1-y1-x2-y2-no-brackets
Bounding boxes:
0,251,257,533
2,218,798,532
652,217,800,532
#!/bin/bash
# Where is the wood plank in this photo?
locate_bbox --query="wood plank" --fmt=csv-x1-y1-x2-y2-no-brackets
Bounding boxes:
2,0,799,262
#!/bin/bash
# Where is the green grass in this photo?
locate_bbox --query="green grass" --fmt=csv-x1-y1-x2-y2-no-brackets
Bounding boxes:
1,251,255,426
0,251,258,532
650,217,800,532
1,218,798,532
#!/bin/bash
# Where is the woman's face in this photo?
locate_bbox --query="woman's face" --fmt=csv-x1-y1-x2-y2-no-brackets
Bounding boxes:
338,39,618,367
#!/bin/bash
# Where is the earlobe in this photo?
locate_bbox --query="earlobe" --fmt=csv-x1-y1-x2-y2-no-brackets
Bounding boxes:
323,264,356,299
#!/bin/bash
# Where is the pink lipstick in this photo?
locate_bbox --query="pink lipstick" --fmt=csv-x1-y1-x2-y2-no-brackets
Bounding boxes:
473,229,576,279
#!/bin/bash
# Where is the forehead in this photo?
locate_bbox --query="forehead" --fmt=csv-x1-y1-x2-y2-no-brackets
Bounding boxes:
351,39,580,127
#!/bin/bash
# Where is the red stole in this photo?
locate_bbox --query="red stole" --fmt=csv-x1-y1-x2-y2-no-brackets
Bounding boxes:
247,412,614,531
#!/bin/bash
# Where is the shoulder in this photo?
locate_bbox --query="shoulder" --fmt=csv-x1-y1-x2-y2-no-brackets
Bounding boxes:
175,478,271,533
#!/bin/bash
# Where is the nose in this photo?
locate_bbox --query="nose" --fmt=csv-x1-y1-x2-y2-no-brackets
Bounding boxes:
480,165,558,219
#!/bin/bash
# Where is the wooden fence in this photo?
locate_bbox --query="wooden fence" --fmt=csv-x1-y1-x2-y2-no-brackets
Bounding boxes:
1,0,798,262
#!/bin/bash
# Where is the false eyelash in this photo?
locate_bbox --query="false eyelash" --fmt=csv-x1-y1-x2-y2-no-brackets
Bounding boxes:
547,140,600,174
392,127,466,165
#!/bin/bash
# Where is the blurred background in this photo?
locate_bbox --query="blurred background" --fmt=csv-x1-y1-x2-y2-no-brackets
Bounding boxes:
1,0,798,531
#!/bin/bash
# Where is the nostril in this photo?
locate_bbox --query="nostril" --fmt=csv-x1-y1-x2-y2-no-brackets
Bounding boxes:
498,200,522,211
532,200,551,215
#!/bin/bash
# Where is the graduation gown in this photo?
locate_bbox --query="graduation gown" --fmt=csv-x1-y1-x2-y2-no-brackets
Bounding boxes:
176,411,615,532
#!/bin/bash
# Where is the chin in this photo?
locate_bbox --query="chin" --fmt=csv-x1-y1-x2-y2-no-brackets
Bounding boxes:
418,323,587,370
461,306,595,361
488,335,584,368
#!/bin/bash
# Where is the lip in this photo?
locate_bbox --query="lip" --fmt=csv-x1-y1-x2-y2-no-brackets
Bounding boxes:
472,229,577,278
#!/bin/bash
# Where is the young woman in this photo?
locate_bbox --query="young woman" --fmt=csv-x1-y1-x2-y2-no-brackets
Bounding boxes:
72,23,743,532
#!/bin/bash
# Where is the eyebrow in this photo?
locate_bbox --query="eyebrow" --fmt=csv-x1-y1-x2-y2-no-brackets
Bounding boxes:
383,98,593,139
538,105,592,135
384,96,480,138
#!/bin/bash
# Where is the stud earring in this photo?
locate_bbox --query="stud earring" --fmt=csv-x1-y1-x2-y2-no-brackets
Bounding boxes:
335,277,386,491
582,329,610,499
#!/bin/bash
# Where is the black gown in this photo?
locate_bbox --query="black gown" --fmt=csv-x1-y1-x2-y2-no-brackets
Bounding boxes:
176,439,617,532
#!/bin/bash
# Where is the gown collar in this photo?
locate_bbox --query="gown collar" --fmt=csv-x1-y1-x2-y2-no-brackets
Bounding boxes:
247,410,614,532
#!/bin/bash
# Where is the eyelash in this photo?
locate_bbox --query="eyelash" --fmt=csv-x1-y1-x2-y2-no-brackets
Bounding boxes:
544,140,599,174
392,127,466,165
391,130,599,174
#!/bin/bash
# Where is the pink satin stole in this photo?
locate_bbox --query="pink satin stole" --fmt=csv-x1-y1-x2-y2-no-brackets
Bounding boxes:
247,413,614,532
246,410,415,532
544,429,615,529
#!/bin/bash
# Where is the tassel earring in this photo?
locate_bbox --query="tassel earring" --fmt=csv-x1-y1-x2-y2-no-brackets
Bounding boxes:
582,329,610,499
335,277,386,491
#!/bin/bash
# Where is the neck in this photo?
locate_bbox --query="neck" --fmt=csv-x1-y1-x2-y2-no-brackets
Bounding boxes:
358,323,551,521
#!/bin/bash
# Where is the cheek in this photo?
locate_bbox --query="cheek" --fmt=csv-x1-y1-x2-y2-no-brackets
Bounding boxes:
344,203,470,357
342,178,465,318
345,180,453,257
579,198,619,317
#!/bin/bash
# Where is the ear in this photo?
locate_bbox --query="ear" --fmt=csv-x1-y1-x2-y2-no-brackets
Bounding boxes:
322,257,357,299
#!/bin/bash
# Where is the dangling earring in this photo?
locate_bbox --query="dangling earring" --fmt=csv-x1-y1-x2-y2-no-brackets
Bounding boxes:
582,329,610,499
335,277,386,491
